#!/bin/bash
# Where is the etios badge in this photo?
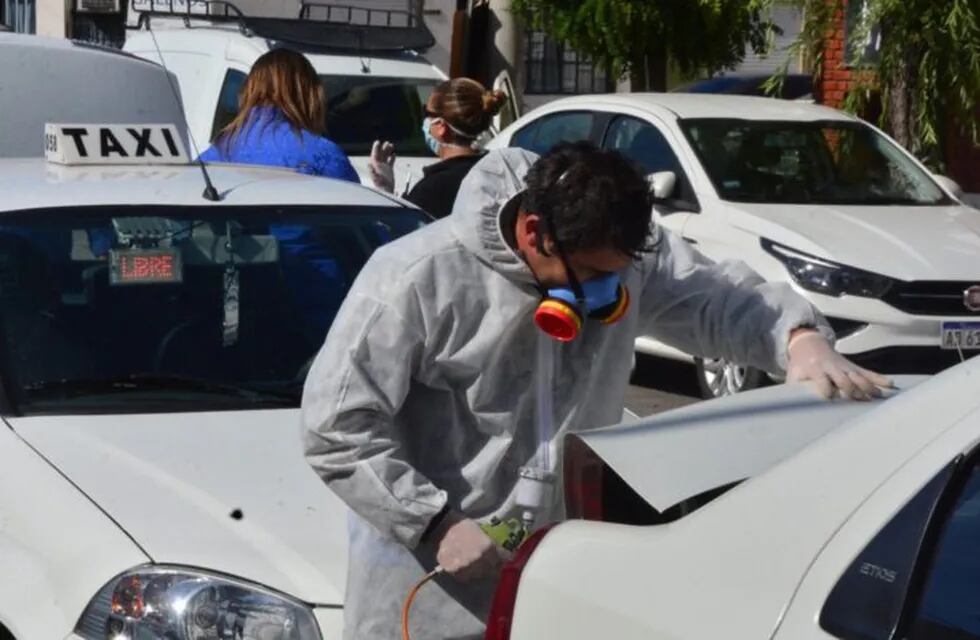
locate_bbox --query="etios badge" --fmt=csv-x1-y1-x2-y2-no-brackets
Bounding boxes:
965,285,980,312
44,123,189,165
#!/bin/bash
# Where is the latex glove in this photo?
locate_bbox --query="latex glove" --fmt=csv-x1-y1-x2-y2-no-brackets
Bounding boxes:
368,140,396,193
434,515,509,581
787,331,894,401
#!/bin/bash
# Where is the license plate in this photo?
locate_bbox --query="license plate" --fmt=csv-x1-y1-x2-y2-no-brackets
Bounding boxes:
941,322,980,350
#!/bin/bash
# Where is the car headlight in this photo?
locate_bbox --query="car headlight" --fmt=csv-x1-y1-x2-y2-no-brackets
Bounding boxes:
75,566,321,640
761,239,894,298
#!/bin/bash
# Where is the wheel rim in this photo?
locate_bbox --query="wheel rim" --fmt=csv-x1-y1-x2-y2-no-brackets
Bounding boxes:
702,358,748,397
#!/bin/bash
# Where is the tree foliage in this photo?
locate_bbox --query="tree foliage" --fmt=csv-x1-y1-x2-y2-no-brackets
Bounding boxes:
783,0,980,170
510,0,776,90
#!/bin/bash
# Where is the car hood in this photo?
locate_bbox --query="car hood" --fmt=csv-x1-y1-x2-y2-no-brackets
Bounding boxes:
348,154,438,194
572,376,924,512
726,203,980,280
9,409,348,606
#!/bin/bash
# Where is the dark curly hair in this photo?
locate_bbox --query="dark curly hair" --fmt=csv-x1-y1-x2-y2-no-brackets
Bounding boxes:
523,142,654,259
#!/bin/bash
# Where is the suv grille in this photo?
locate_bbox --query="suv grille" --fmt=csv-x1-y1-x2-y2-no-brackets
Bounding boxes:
883,281,980,316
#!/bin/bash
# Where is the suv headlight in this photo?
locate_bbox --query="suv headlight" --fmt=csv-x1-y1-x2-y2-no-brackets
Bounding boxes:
761,239,894,298
75,566,321,640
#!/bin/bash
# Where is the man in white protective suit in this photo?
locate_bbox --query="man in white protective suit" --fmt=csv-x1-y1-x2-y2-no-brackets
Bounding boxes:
301,143,892,640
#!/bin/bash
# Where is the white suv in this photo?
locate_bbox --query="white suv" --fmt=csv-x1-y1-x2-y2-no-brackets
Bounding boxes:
124,0,449,190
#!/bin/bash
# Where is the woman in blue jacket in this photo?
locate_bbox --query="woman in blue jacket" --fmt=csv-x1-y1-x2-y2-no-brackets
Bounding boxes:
200,48,358,181
200,48,359,342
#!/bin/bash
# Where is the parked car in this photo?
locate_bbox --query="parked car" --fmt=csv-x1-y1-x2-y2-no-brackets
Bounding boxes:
0,121,431,639
672,73,814,100
123,0,519,191
486,355,980,640
0,38,431,635
488,94,980,398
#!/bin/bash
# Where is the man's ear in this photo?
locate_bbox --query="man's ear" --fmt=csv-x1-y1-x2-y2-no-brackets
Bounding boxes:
517,212,542,256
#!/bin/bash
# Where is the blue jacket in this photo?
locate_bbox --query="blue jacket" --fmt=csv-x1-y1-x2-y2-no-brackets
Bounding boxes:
199,106,359,182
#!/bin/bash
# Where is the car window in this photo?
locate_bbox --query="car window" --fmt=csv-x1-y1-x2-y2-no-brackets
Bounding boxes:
820,462,957,640
511,111,595,155
602,116,688,201
0,205,426,416
321,75,436,157
680,118,948,205
211,69,246,142
210,71,436,157
907,458,980,639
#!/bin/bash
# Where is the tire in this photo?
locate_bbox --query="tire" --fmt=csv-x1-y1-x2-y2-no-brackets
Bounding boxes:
696,357,766,399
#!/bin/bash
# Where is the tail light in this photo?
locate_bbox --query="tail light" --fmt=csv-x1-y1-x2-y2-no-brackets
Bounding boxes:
563,435,606,520
484,525,554,640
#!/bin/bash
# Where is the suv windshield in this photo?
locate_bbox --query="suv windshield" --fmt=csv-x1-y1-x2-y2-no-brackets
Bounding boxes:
0,205,426,416
680,119,948,205
322,75,437,157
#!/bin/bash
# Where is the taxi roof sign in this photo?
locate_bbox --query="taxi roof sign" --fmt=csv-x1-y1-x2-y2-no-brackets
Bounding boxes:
45,123,189,166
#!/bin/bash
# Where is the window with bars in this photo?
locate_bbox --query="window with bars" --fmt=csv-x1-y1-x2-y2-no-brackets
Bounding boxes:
525,31,613,95
2,0,36,33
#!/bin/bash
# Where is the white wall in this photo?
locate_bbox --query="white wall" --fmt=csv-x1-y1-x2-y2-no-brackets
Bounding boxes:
35,0,69,37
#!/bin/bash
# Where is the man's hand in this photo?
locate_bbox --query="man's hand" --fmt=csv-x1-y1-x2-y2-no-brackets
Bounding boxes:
433,514,510,581
368,140,396,193
787,330,894,400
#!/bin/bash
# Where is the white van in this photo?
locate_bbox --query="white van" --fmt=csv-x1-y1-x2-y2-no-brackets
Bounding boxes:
123,0,497,190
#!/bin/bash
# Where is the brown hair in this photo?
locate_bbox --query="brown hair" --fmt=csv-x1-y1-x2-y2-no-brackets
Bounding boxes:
219,48,326,143
429,77,507,139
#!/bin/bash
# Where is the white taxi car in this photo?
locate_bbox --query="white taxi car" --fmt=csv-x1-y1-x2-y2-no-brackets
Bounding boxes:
123,0,474,189
488,94,980,397
487,356,980,640
0,121,428,640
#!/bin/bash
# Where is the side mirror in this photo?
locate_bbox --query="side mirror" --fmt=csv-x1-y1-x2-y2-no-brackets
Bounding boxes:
646,171,676,200
933,174,965,199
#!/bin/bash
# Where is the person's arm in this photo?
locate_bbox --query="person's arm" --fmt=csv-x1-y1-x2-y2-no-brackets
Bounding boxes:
301,263,446,549
638,228,892,399
638,227,832,375
306,139,361,183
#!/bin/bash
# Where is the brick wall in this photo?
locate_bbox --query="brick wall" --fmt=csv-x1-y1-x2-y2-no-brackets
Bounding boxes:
815,4,851,108
816,0,979,192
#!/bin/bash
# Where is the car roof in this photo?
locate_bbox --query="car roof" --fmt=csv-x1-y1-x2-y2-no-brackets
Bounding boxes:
535,92,857,122
125,21,444,79
0,33,190,158
0,158,406,211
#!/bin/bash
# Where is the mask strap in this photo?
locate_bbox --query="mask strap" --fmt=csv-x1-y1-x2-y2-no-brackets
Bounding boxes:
539,213,585,304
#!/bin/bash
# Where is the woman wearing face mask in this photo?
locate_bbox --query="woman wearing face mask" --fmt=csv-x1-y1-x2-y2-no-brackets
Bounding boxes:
369,77,506,218
200,48,358,182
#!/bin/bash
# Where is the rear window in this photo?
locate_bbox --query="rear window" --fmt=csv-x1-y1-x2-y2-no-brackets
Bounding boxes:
210,71,436,157
0,205,426,416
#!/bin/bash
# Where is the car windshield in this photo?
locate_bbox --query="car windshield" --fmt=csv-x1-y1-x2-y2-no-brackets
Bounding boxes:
0,205,426,416
680,119,948,205
322,75,437,157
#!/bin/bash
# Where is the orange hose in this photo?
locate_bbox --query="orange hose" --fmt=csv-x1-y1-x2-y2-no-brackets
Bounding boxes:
401,568,442,640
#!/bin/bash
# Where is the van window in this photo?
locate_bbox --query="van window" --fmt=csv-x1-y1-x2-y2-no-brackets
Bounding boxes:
210,71,436,157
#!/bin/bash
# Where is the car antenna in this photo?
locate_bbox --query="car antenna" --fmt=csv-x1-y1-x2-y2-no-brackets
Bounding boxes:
146,22,222,202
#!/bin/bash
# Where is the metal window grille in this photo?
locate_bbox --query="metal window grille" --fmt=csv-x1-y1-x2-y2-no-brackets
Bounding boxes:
525,31,612,95
2,0,36,33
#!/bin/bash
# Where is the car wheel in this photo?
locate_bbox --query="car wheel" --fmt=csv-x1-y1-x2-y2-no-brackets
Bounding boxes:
695,357,766,399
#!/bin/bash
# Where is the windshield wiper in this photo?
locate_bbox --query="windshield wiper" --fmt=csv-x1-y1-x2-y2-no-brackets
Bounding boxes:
22,374,298,406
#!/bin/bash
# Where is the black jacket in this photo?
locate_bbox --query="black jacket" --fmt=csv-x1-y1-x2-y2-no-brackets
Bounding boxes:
404,154,485,219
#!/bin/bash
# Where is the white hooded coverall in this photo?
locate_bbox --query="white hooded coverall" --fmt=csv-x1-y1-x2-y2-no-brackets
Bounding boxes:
301,149,831,639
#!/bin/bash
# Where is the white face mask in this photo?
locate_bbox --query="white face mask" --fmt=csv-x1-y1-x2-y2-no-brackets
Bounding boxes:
421,117,441,155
